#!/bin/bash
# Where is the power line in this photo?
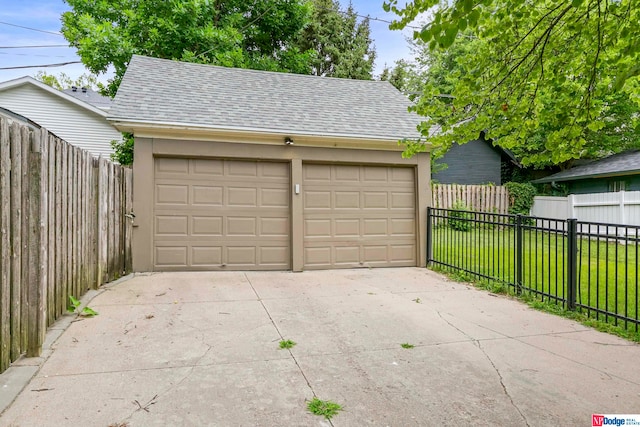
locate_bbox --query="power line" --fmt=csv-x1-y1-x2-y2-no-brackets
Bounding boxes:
313,4,423,30
0,44,69,49
355,13,422,30
0,61,81,70
0,21,63,36
0,52,70,58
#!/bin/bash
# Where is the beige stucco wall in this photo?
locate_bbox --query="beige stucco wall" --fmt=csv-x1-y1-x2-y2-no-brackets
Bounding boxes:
132,136,430,272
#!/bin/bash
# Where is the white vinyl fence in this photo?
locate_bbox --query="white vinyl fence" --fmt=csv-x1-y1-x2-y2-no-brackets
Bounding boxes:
531,191,640,235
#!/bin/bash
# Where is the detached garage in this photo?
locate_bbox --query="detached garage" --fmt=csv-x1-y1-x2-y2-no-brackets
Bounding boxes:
109,55,430,272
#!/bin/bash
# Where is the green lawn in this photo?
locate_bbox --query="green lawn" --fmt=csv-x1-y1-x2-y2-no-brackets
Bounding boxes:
432,226,639,329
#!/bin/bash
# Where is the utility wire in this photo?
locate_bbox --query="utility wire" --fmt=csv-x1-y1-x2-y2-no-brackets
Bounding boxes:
0,44,69,49
354,13,422,30
312,4,423,30
0,21,63,36
0,52,69,58
196,3,421,58
197,2,278,58
0,61,81,70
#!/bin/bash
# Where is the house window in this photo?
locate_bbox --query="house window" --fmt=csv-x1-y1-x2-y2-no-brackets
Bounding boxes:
608,180,628,192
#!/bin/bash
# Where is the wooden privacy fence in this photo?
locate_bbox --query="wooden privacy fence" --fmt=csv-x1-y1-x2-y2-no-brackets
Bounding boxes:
0,115,132,373
432,183,509,214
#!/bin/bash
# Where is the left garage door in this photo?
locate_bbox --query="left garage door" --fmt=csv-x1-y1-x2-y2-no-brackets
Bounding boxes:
153,158,290,271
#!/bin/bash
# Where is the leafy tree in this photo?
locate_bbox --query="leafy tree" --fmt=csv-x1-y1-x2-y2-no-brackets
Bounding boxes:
110,133,134,166
34,71,104,92
61,0,314,96
296,0,376,79
386,0,640,168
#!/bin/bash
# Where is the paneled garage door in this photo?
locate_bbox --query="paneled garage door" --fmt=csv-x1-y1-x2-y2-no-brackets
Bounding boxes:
153,158,290,270
303,164,417,269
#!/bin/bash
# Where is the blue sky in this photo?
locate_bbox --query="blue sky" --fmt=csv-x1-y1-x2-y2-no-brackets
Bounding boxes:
0,0,416,84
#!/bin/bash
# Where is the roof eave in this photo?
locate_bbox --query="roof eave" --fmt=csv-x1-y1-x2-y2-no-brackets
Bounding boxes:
107,118,429,152
0,76,110,118
533,169,640,184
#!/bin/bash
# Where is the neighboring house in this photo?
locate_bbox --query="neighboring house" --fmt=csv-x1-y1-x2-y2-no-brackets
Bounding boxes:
532,150,640,194
0,76,120,157
432,136,519,185
108,55,429,273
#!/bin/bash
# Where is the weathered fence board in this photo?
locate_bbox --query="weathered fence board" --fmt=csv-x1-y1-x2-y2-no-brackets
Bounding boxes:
0,115,132,373
47,134,55,327
432,183,509,215
0,118,11,372
9,123,21,361
20,125,29,354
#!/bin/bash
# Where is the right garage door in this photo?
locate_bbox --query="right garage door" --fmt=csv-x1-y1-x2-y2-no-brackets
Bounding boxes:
303,163,417,269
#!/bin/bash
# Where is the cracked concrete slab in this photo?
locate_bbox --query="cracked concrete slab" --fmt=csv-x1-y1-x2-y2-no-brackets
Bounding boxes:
296,343,526,426
1,268,639,426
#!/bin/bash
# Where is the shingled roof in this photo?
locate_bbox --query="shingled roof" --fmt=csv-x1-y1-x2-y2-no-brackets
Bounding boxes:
109,55,422,141
533,150,640,183
63,87,113,111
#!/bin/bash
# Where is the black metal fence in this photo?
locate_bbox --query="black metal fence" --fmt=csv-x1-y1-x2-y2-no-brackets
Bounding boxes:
427,207,639,331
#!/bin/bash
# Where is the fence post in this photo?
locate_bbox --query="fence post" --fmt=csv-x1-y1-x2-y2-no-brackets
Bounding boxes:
566,218,578,310
426,207,433,266
567,194,576,219
619,191,626,233
516,214,523,295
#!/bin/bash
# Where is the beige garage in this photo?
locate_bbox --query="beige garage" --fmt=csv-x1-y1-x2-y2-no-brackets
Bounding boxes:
108,55,431,272
153,158,290,270
303,164,416,269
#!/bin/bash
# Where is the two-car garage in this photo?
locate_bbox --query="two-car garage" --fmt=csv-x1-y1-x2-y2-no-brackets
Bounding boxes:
107,55,430,272
151,157,419,271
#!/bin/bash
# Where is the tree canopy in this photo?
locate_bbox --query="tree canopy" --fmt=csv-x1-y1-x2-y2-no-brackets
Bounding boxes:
34,71,104,92
386,0,640,168
296,0,376,79
61,0,314,96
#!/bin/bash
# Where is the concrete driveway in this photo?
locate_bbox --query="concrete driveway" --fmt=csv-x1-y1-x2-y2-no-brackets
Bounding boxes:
1,268,639,426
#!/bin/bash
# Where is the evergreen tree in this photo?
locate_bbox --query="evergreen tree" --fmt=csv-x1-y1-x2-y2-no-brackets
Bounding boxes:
297,0,376,79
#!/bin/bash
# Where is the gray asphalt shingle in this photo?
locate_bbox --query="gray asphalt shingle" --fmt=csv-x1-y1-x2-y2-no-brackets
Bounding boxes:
533,150,640,183
109,55,422,140
63,87,113,110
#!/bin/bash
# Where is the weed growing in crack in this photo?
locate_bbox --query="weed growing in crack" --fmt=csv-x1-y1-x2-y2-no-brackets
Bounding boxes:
400,343,415,349
279,339,296,349
67,296,98,317
307,397,343,419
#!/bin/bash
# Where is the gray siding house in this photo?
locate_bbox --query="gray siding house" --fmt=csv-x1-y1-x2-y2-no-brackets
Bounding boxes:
432,137,517,185
533,150,640,194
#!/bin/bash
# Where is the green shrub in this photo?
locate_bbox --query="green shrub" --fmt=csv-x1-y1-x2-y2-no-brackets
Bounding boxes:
448,200,472,231
110,132,134,166
504,182,536,216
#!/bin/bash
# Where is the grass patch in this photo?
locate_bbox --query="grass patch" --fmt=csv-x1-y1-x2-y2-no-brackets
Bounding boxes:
307,397,343,420
432,227,639,332
278,339,296,350
433,266,640,342
400,343,415,349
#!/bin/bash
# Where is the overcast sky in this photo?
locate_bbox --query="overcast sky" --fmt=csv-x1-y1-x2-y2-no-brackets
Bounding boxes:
0,0,417,84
